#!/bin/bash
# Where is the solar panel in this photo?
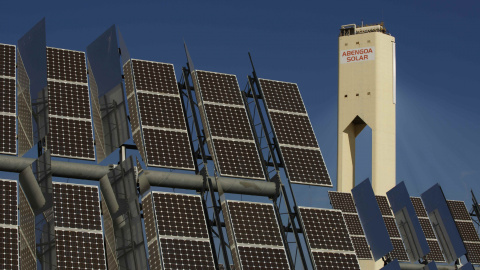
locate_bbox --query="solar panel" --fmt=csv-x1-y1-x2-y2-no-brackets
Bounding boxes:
86,60,106,162
328,191,373,260
124,60,146,163
447,200,480,264
55,229,106,269
194,70,264,180
376,195,393,216
0,44,16,155
101,193,119,270
53,183,107,269
311,251,360,270
144,192,215,269
0,226,19,269
410,197,446,262
258,78,331,186
128,59,194,170
380,259,401,270
0,179,17,226
16,50,34,157
421,184,466,263
222,200,289,269
298,207,360,270
19,186,36,270
46,47,95,160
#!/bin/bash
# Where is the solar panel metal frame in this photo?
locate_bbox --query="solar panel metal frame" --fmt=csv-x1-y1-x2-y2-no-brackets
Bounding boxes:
222,199,290,270
298,207,360,270
193,70,265,180
447,200,480,264
256,78,332,187
0,43,17,155
328,191,373,260
46,47,95,160
129,59,195,170
148,191,216,270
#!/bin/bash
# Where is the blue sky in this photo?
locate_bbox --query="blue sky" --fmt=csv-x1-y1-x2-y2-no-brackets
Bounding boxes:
1,1,479,209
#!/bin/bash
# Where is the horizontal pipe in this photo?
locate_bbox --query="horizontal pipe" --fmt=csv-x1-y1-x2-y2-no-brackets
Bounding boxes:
0,155,278,197
140,170,278,197
400,263,480,270
19,166,46,211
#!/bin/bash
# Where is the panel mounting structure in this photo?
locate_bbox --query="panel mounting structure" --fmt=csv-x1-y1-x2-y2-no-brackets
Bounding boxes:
410,197,446,263
52,182,107,269
447,200,480,264
298,207,361,270
375,195,410,262
222,200,290,269
0,43,17,155
329,191,373,260
257,79,331,186
46,47,95,160
194,70,265,180
142,191,215,269
0,179,19,269
125,59,195,170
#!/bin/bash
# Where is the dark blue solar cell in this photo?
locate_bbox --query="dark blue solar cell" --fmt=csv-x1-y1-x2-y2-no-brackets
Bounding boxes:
387,181,430,261
352,178,393,261
421,184,466,264
380,259,400,270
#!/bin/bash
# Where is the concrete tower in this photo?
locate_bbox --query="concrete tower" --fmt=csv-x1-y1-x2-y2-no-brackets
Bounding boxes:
337,23,396,196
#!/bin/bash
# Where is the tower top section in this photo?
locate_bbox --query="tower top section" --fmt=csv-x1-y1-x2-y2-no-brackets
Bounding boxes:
340,23,388,36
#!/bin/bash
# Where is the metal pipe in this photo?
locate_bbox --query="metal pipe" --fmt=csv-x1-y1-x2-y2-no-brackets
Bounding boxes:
400,263,480,270
139,170,277,197
19,166,46,211
0,155,278,197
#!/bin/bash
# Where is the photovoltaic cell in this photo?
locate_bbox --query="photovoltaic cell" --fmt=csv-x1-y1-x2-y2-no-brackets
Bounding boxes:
311,251,360,270
222,200,290,269
145,192,215,269
237,246,290,269
384,217,401,238
53,182,102,231
0,44,16,156
258,78,331,186
280,146,330,186
16,50,33,157
194,70,264,180
47,47,95,160
376,196,393,216
446,200,480,264
55,229,106,269
390,238,410,262
410,197,446,262
328,191,373,260
0,179,17,226
0,226,19,269
129,59,194,170
299,207,355,252
87,61,106,162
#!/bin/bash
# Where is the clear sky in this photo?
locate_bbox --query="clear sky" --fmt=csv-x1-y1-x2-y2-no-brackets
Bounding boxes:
1,1,479,209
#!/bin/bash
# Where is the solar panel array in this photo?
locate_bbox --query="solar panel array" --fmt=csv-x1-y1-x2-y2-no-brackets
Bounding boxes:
0,179,18,269
143,192,215,269
19,186,36,270
222,200,289,269
328,191,373,260
101,193,119,270
298,207,361,269
258,79,331,186
127,59,194,170
410,197,446,262
0,44,17,155
46,47,95,160
16,49,34,157
53,182,106,269
194,70,264,180
375,195,409,262
447,200,480,264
